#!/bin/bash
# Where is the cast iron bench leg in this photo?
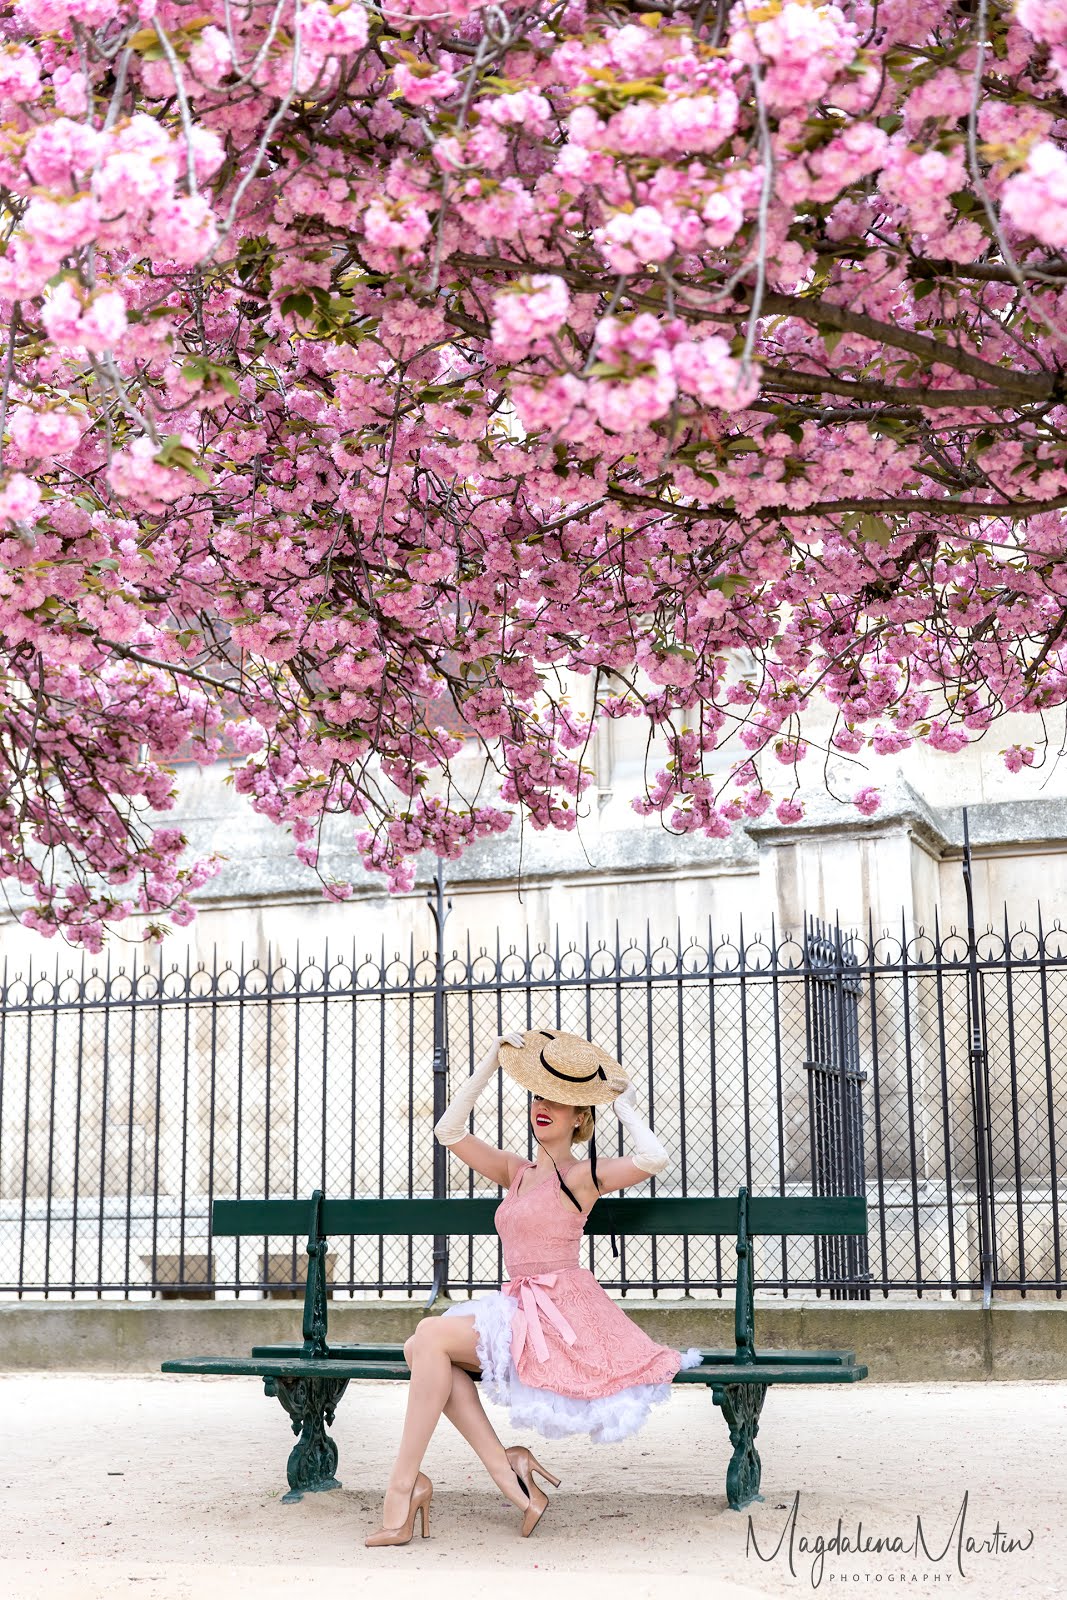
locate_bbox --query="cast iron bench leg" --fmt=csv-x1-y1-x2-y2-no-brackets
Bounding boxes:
712,1382,768,1511
263,1374,350,1503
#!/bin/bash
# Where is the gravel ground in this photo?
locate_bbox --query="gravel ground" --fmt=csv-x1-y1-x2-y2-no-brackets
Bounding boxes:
2,1373,1064,1600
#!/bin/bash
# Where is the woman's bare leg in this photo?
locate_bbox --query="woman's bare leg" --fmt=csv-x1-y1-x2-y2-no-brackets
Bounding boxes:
378,1315,526,1530
442,1364,531,1507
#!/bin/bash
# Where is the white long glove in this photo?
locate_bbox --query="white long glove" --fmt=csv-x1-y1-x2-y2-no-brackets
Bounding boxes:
611,1082,668,1174
433,1032,525,1146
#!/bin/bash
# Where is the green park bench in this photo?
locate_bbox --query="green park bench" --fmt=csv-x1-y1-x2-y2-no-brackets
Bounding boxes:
162,1187,869,1511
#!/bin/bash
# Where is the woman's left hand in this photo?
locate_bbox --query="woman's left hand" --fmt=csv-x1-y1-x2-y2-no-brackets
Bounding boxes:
611,1082,638,1115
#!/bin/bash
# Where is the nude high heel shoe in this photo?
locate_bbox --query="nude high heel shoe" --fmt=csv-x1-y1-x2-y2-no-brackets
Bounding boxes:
505,1445,560,1537
364,1472,433,1547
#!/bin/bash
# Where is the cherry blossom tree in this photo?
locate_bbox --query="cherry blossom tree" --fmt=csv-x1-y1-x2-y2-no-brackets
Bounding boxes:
1,0,1067,947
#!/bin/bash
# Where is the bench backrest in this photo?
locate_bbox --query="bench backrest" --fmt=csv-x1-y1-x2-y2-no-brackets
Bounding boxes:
212,1193,868,1239
211,1188,869,1362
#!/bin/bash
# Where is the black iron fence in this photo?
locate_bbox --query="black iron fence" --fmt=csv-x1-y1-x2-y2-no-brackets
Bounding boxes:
1,885,1064,1301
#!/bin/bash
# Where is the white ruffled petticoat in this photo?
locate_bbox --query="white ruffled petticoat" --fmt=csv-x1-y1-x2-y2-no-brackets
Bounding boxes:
441,1290,703,1445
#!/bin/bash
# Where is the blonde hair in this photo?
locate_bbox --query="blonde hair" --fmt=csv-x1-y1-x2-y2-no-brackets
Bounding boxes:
570,1106,594,1144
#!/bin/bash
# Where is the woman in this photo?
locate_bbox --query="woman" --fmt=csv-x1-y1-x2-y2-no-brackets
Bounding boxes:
365,1027,702,1547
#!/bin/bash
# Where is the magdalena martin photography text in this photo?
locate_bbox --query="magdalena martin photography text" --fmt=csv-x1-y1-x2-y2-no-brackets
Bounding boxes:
747,1489,1036,1589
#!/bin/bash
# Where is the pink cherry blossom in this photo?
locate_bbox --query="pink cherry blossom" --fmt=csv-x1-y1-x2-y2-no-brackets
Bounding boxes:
363,199,432,254
491,276,571,357
393,63,461,105
25,119,102,188
776,798,805,824
0,473,42,526
1002,141,1067,246
597,205,676,271
152,194,218,265
0,44,40,102
8,407,83,459
108,437,197,512
0,0,1061,946
727,0,857,111
188,25,232,87
42,282,128,353
672,337,761,411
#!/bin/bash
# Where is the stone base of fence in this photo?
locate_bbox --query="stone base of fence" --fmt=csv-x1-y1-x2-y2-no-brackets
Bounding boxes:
1,1297,1065,1381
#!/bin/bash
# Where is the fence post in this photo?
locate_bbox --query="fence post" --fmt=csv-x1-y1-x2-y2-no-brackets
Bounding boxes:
962,809,995,1308
426,856,452,1307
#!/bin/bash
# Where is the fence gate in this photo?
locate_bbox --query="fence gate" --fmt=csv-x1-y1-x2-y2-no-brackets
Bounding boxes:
804,919,871,1300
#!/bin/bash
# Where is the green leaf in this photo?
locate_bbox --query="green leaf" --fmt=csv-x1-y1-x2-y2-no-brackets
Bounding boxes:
710,575,746,599
181,358,240,397
155,435,213,486
858,514,894,546
279,292,315,319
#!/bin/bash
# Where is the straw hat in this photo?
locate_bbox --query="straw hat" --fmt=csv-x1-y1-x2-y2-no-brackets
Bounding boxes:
498,1028,629,1106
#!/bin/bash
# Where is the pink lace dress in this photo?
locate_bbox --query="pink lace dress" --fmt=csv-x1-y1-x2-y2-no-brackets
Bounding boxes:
440,1158,702,1443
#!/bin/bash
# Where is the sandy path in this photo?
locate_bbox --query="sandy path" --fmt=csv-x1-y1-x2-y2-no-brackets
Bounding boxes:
2,1373,1064,1599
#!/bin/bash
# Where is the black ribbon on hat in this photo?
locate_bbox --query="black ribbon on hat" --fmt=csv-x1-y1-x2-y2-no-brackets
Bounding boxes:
538,1047,610,1086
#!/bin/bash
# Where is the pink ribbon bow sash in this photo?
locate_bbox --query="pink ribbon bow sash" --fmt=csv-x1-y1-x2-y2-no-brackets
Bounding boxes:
503,1273,579,1365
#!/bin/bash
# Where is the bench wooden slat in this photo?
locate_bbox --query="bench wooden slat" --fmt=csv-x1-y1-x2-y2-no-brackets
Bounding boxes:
211,1193,867,1239
746,1196,868,1236
250,1340,861,1367
161,1356,413,1380
251,1342,409,1362
595,1195,868,1236
163,1353,867,1385
674,1361,869,1384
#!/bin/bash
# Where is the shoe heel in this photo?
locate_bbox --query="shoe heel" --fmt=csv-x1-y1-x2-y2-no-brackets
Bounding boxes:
529,1454,561,1489
419,1501,430,1538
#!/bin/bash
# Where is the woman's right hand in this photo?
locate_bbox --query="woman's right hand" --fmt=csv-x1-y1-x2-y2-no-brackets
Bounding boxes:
496,1030,526,1054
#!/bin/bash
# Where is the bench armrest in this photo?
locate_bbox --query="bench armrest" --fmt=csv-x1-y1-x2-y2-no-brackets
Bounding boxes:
734,1186,756,1364
301,1190,330,1359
